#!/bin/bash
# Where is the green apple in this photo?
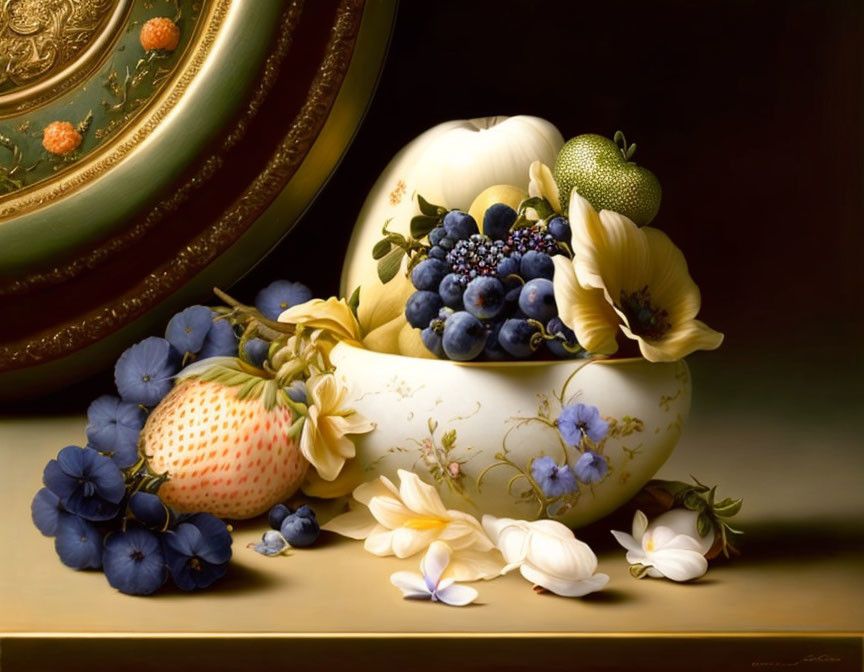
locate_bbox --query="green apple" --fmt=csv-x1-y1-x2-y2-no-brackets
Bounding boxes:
553,131,662,225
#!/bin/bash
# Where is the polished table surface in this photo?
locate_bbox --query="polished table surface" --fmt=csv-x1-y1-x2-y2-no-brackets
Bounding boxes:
2,362,863,670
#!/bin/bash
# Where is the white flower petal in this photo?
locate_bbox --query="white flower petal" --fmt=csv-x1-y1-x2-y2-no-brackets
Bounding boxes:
626,549,648,565
364,528,396,556
650,548,709,582
611,530,641,554
519,563,609,597
321,506,378,539
494,524,531,567
368,494,417,530
390,571,431,598
481,515,516,545
396,470,451,519
353,475,399,506
435,582,479,607
391,526,439,558
420,541,452,587
632,510,649,541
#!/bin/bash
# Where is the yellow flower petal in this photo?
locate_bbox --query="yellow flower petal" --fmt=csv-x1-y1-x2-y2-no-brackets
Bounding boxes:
642,227,701,323
357,271,414,335
528,161,561,213
397,469,451,520
626,318,724,362
397,322,436,358
552,255,619,355
320,505,378,538
278,297,361,342
361,315,405,354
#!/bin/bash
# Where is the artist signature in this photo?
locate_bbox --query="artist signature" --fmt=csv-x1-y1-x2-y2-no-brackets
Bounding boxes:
752,653,842,668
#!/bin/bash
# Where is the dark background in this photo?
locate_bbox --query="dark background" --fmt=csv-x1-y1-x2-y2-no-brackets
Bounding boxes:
18,0,864,413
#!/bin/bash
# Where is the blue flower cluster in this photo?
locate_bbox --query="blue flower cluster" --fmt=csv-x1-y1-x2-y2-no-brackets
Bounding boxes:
531,403,612,498
251,503,320,556
32,446,233,595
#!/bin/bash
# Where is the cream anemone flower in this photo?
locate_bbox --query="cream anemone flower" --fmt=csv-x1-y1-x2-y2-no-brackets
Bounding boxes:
527,160,561,214
483,516,609,597
323,469,505,581
552,191,724,362
299,372,375,482
611,509,714,582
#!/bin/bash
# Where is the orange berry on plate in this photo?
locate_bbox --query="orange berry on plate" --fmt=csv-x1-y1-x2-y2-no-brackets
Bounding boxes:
140,17,180,52
42,121,83,155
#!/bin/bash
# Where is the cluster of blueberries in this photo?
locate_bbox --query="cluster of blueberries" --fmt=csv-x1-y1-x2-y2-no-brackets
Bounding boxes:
32,445,232,595
250,503,321,556
404,204,582,361
30,280,314,596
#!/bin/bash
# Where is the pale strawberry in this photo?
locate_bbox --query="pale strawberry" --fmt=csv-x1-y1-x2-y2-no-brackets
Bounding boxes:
139,359,309,519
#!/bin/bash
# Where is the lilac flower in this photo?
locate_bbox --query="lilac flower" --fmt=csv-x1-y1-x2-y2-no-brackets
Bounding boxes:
198,317,238,359
163,513,232,590
85,395,146,468
43,446,125,521
54,513,103,569
128,492,170,530
31,487,63,536
114,337,180,406
254,280,313,320
103,527,167,595
557,403,609,447
165,306,213,355
531,456,579,498
574,451,609,484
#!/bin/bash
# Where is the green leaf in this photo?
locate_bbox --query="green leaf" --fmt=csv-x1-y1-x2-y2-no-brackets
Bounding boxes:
372,239,392,260
410,215,439,239
696,512,713,538
377,246,406,284
518,196,554,220
417,194,445,217
713,498,743,518
683,492,706,511
441,429,456,451
629,564,652,579
347,285,361,317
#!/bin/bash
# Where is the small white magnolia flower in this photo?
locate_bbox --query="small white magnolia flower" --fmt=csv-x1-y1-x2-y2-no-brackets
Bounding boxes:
390,541,479,607
482,515,609,597
611,509,715,582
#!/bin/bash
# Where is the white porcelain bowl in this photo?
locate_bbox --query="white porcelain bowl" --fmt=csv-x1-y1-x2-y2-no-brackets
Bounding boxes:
329,342,691,528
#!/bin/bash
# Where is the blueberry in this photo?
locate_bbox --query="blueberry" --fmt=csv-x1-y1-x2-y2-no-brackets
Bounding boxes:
497,256,521,281
546,316,580,358
293,504,316,520
285,380,307,404
411,258,448,291
438,306,455,320
463,276,506,320
280,511,320,547
518,278,557,322
422,326,445,357
268,503,292,530
520,250,554,280
442,211,479,240
243,337,270,368
499,319,541,358
439,236,456,251
405,291,443,328
548,216,571,242
483,321,510,361
438,273,465,309
428,245,447,261
429,226,447,246
483,203,518,240
442,311,486,361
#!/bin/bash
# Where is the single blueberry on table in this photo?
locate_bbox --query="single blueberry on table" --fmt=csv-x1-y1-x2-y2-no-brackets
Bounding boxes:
43,446,125,521
573,451,609,484
557,403,610,447
520,250,554,280
442,211,479,240
293,504,316,520
547,216,572,242
280,510,320,547
54,513,103,570
268,503,292,530
85,395,146,468
531,456,579,498
129,492,171,530
411,258,448,291
438,273,465,309
198,316,238,359
242,337,270,368
463,276,506,320
405,290,443,329
442,311,486,361
31,487,63,537
165,305,213,355
498,319,541,359
114,337,180,407
255,280,313,320
518,278,557,323
103,527,167,595
483,203,518,240
421,325,445,358
163,513,232,591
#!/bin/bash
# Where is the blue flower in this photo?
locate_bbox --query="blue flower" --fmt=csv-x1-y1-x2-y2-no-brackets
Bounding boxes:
198,316,237,359
54,513,103,569
165,306,213,355
128,492,171,530
573,451,609,484
531,456,579,498
114,337,180,406
43,446,125,521
254,280,313,320
557,403,610,447
31,487,63,536
85,395,146,468
242,338,270,367
103,527,167,595
250,530,290,557
163,513,232,590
